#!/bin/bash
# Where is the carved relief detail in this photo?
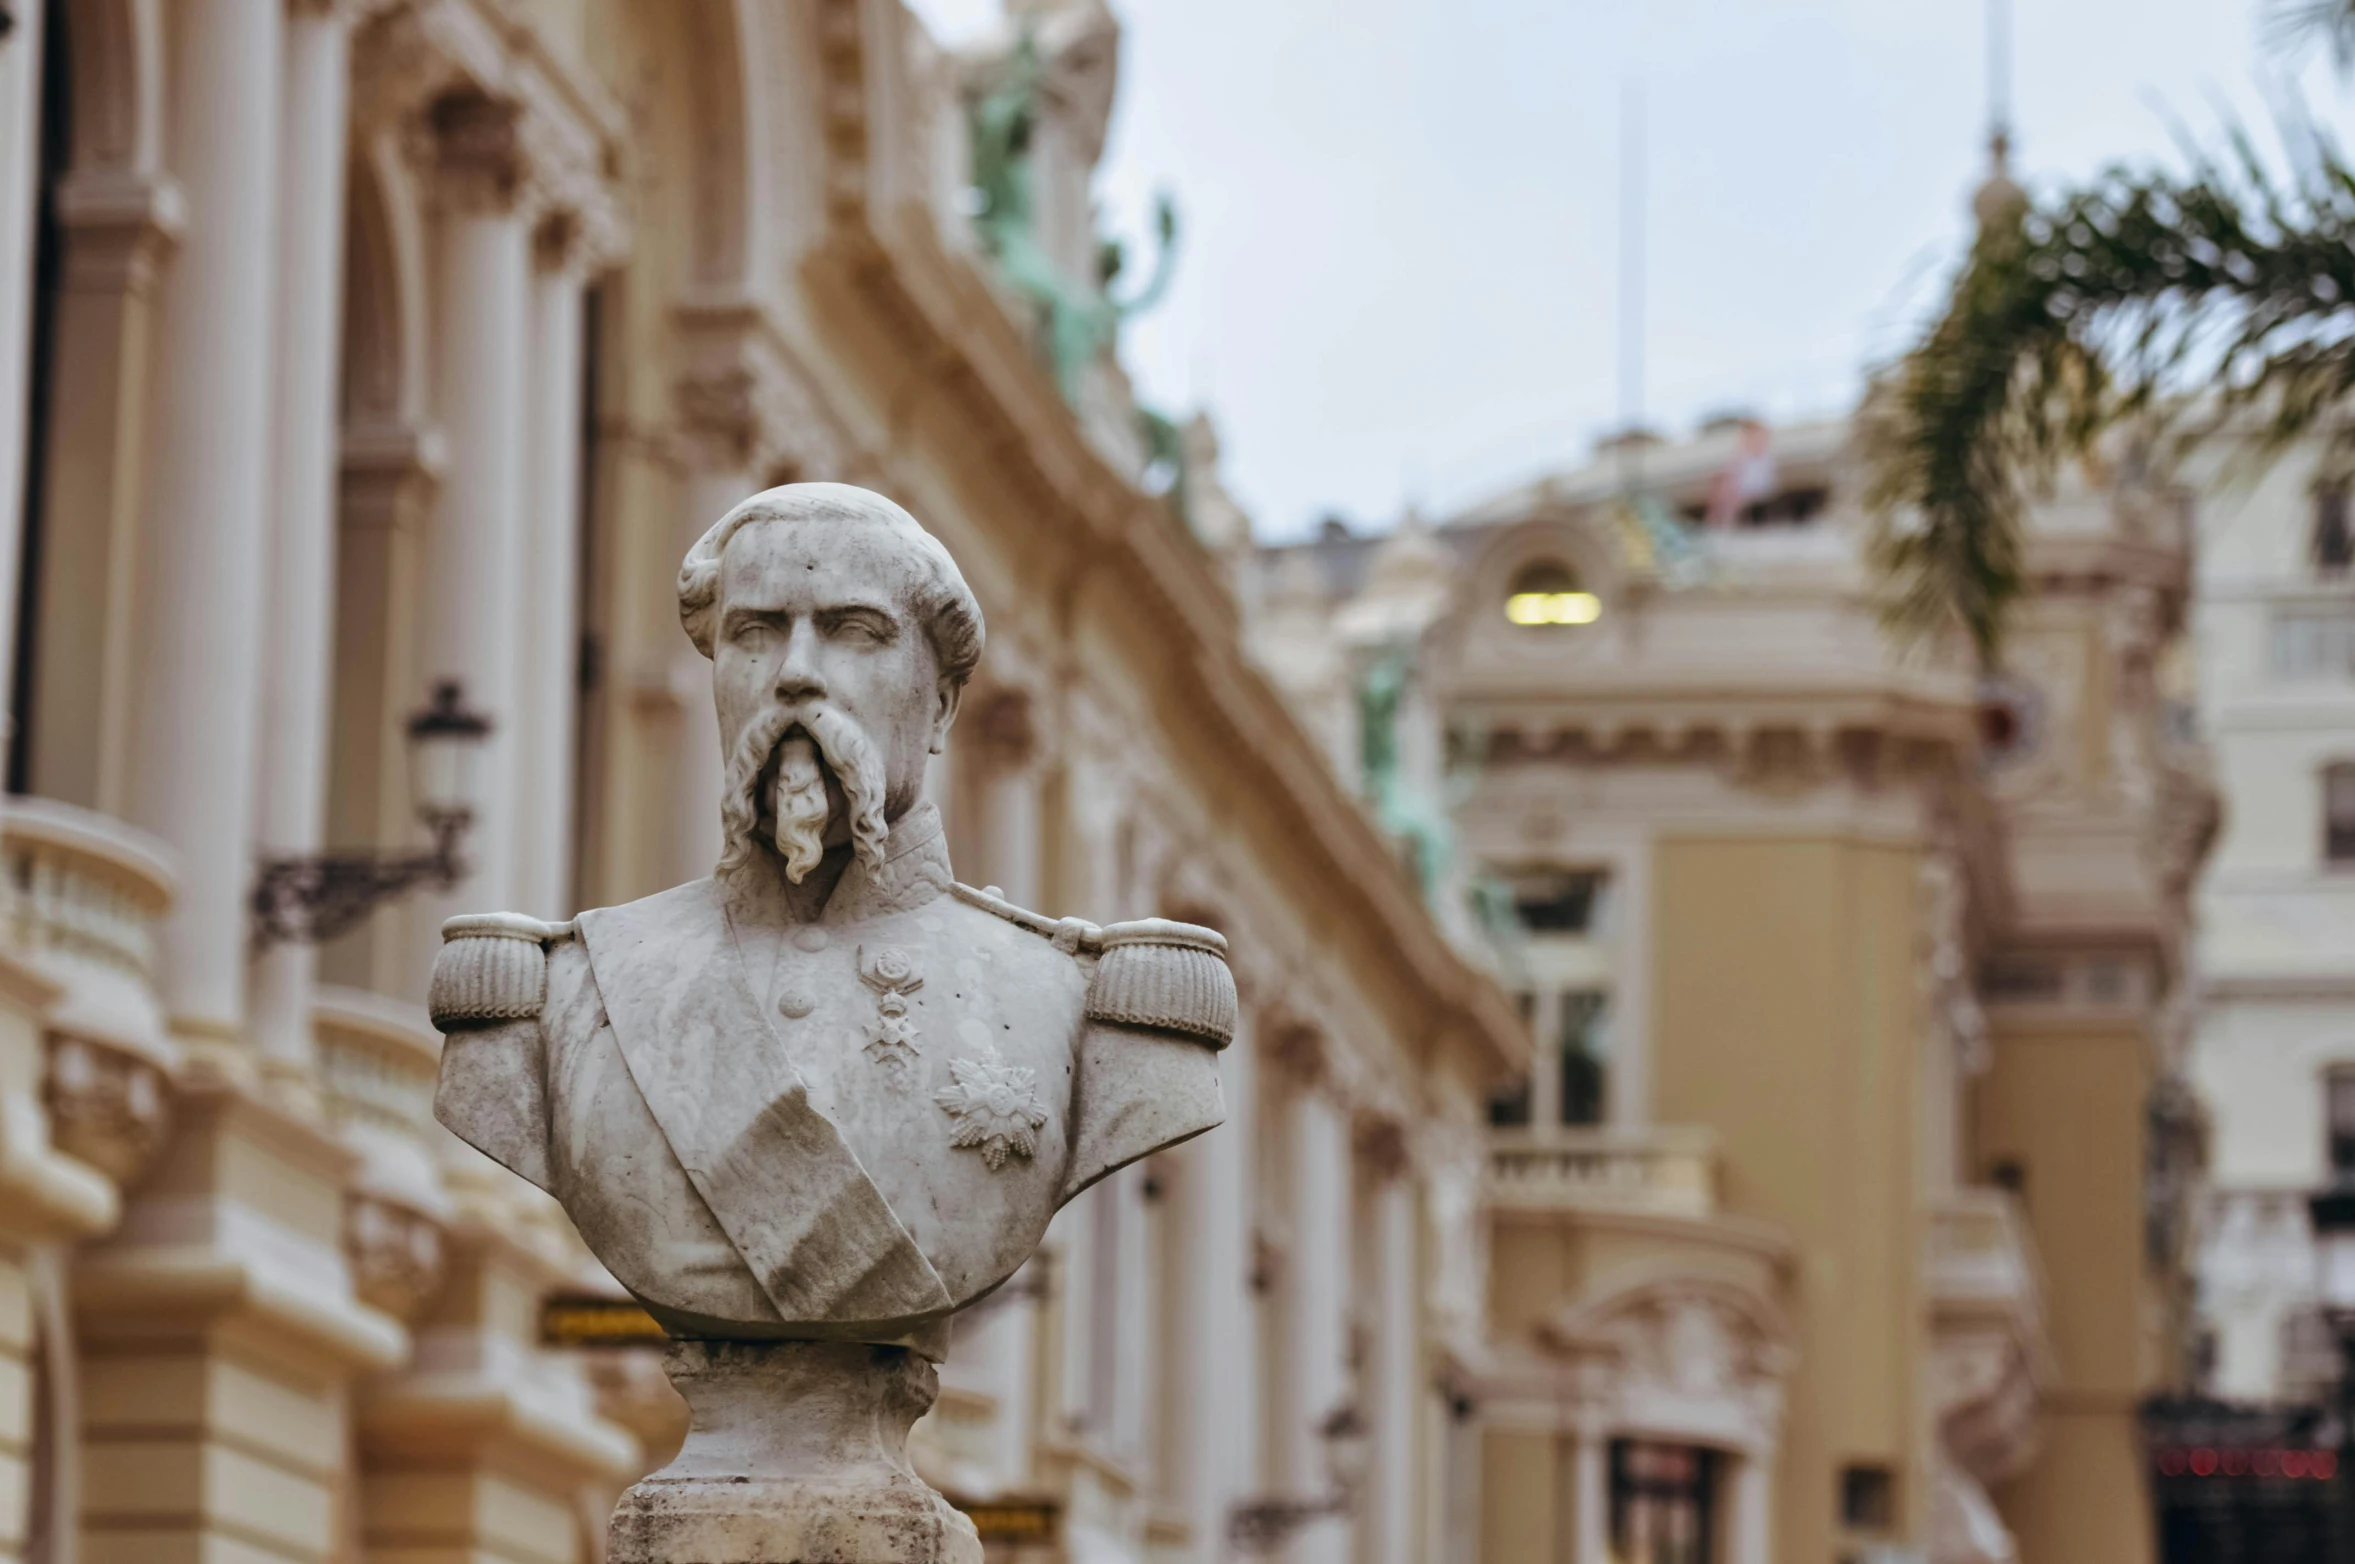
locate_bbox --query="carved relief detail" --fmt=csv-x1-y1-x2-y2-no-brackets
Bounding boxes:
345,1194,448,1322
935,1048,1048,1169
44,1034,169,1187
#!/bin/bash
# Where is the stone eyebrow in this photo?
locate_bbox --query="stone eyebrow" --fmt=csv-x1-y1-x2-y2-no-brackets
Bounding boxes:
717,604,792,634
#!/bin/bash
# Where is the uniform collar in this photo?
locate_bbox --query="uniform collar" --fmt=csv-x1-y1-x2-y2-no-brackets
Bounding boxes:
724,800,955,930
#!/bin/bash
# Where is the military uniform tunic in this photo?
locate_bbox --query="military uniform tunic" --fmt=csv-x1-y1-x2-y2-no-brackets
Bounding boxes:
430,803,1233,1360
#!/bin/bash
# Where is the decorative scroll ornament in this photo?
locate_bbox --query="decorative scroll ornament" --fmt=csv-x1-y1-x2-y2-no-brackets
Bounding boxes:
858,944,924,1088
934,1046,1047,1169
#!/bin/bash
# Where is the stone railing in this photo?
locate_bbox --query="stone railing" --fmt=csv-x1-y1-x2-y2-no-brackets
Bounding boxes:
1,796,177,1062
1484,1127,1719,1218
316,986,441,1140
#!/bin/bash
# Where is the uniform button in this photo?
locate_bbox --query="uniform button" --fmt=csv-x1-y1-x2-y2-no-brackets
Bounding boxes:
793,927,829,953
778,989,815,1019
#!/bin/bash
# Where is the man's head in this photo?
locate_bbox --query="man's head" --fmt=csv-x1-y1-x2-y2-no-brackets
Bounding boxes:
678,483,984,883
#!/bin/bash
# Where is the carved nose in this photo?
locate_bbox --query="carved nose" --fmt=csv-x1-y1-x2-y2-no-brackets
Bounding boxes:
774,667,826,704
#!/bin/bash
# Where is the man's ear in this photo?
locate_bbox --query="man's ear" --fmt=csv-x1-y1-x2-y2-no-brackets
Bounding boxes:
929,678,964,755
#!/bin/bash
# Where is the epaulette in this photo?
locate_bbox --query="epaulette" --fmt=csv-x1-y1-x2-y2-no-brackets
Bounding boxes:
429,913,570,1030
1084,919,1237,1049
946,885,1236,1047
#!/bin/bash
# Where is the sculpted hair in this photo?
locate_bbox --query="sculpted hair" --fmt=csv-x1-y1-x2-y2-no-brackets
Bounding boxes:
676,482,986,687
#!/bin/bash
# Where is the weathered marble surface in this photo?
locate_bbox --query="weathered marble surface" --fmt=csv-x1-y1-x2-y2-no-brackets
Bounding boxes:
428,483,1235,1560
608,1341,981,1564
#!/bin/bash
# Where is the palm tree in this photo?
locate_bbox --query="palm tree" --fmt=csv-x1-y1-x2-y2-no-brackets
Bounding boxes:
1864,0,2355,666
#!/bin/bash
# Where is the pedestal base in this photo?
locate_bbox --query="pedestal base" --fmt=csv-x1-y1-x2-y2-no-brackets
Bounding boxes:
608,1339,982,1564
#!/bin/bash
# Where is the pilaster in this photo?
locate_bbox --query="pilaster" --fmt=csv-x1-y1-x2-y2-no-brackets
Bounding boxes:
24,173,180,816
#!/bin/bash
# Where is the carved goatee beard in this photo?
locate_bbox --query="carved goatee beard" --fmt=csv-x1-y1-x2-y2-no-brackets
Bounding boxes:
715,703,889,885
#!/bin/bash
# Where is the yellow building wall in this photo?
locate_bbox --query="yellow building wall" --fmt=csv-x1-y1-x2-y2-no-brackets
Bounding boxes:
1650,834,1927,1562
1976,1021,2156,1564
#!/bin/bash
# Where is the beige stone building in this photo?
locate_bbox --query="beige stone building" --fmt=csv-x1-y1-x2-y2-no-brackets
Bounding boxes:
0,4,1529,1564
1237,415,2214,1564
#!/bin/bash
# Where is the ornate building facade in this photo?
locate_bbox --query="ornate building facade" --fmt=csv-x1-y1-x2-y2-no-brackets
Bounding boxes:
2185,433,2355,1407
1235,415,2213,1564
0,4,1525,1564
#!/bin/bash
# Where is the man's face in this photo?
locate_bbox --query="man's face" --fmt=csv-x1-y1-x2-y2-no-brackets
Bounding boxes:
710,518,954,832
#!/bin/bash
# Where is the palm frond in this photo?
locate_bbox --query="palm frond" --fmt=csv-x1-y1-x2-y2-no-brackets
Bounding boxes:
1864,123,2355,665
2267,0,2355,75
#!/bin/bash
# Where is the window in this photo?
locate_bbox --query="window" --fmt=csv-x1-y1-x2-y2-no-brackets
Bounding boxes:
2325,764,2355,863
1560,990,1610,1127
1503,560,1600,627
1510,868,1608,934
2328,1067,2355,1175
2273,611,2355,680
1611,1441,1718,1564
2316,483,2354,575
1839,1464,1896,1533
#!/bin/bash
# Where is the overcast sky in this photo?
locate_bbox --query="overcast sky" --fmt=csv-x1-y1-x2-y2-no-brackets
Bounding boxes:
905,0,2355,541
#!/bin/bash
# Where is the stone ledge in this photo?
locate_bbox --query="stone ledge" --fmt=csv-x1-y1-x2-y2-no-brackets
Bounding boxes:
74,1247,408,1376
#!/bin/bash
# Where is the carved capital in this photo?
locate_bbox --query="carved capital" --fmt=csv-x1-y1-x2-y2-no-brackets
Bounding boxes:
44,1035,169,1187
428,90,530,213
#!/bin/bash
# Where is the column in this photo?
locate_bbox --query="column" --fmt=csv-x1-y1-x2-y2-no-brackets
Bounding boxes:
414,92,531,968
130,0,285,1041
1569,1427,1607,1564
1528,988,1563,1139
1287,1078,1352,1564
250,0,359,1080
1726,1452,1772,1564
0,0,46,735
1185,1006,1257,1557
1367,1165,1417,1564
514,219,593,918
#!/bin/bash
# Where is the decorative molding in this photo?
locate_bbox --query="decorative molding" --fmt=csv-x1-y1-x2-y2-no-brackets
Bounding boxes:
674,300,852,482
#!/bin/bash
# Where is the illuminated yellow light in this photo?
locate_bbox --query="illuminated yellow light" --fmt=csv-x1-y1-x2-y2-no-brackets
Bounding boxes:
1505,591,1601,626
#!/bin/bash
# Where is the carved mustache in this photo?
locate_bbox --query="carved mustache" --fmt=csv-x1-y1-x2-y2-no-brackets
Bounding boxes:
716,703,889,884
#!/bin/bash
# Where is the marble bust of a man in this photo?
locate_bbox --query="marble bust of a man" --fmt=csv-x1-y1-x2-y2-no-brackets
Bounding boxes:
428,483,1233,1360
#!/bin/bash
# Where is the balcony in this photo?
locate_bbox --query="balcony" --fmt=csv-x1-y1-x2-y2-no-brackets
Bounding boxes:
1927,1188,2053,1489
1485,1127,1719,1218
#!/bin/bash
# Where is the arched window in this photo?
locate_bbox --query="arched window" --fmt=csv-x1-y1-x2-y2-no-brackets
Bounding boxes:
1503,560,1600,627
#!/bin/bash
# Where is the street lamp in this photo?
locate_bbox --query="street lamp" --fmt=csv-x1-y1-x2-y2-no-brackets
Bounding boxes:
1227,1403,1371,1555
251,681,493,947
2307,1179,2355,1557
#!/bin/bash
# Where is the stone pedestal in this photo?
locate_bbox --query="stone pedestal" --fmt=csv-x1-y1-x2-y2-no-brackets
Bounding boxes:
609,1340,982,1564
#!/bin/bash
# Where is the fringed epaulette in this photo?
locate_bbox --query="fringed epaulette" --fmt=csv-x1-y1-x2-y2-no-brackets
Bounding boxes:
1084,919,1237,1049
429,913,570,1030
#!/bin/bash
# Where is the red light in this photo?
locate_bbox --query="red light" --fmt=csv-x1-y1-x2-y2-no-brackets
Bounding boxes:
2284,1452,2310,1479
2158,1451,2187,1477
2223,1452,2249,1477
2188,1449,2218,1477
2317,1451,2339,1481
2253,1451,2280,1478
